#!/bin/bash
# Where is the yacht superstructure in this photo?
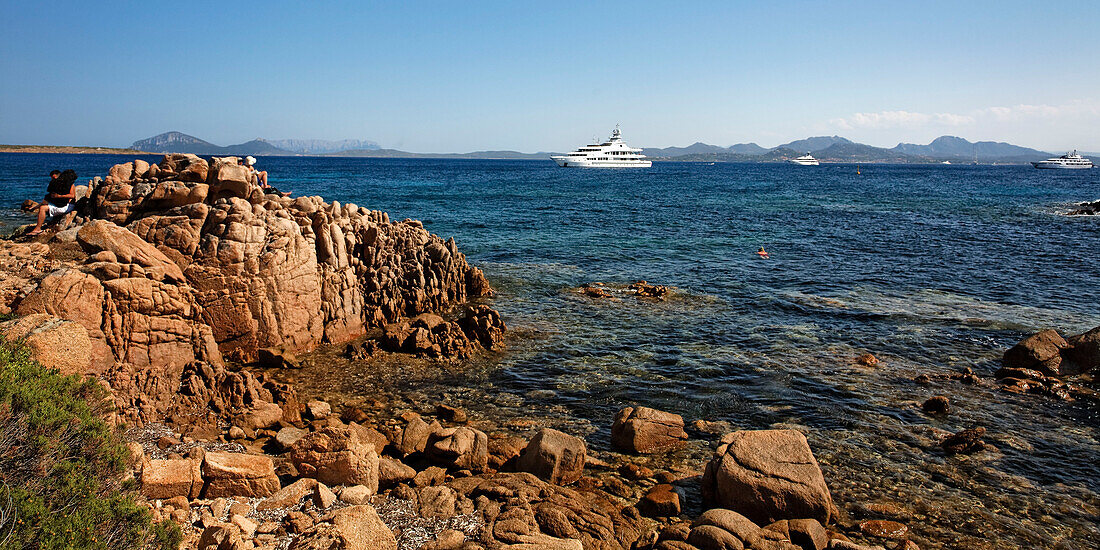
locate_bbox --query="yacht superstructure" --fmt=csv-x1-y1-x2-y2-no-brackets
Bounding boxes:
789,153,820,166
1031,150,1093,169
551,126,651,167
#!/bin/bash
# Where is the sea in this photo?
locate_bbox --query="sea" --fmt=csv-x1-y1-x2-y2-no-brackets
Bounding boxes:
2,154,1099,548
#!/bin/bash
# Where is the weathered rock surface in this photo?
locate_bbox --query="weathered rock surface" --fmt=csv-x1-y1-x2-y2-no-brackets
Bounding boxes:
289,426,380,491
447,472,645,550
516,428,587,485
2,153,499,433
201,451,281,498
611,406,689,454
702,430,834,525
0,314,92,375
427,426,489,472
288,504,397,550
141,457,202,500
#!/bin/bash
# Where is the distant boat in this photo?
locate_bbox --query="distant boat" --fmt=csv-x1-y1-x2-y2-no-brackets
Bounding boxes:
789,153,819,166
1031,150,1093,169
551,126,651,168
941,160,952,165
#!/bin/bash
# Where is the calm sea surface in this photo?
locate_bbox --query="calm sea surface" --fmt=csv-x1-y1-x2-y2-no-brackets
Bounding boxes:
2,154,1099,547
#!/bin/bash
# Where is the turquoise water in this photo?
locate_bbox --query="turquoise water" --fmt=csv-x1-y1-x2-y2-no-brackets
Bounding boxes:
2,154,1099,547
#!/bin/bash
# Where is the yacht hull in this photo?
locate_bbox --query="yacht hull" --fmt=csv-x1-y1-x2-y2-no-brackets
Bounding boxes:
552,157,651,168
1031,161,1093,169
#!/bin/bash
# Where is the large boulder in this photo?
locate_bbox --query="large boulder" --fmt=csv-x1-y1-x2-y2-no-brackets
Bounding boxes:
141,458,203,500
611,406,688,454
208,158,254,200
516,428,587,485
289,426,380,491
1003,329,1068,376
14,269,114,371
288,505,397,550
0,314,92,376
77,220,186,283
427,426,489,472
201,451,281,498
1065,326,1100,374
702,430,834,525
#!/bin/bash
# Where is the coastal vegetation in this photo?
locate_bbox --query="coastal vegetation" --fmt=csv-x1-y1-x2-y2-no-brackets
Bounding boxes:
0,339,180,549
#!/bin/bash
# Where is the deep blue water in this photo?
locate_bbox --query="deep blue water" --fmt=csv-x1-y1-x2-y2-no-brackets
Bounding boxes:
2,153,1099,547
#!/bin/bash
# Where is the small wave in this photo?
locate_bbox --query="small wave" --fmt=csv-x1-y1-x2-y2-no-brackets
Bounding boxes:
781,287,1100,333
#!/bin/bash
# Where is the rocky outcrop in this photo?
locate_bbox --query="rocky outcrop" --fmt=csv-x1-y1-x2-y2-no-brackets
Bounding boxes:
447,472,646,550
3,153,498,433
702,430,834,526
1066,200,1099,216
1003,326,1099,377
380,305,505,359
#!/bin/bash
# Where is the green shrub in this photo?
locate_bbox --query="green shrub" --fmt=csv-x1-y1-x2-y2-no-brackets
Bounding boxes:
0,339,179,550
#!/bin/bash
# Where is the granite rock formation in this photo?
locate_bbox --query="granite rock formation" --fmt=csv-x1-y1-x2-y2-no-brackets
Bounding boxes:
2,154,497,431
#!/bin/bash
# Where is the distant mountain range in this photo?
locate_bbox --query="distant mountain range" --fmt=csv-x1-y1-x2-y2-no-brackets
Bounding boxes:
132,132,380,156
131,131,1055,164
653,135,1053,164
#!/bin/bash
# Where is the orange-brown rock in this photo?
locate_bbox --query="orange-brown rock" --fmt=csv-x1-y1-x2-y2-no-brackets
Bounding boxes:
1003,329,1067,375
516,428,587,485
141,457,202,500
288,504,397,550
427,426,489,472
201,451,281,498
0,314,91,376
3,154,497,436
702,430,834,525
611,406,689,454
289,426,380,491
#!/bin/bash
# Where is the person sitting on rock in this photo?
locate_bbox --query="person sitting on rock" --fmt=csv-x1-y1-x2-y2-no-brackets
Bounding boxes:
27,169,77,236
241,156,290,197
243,156,268,187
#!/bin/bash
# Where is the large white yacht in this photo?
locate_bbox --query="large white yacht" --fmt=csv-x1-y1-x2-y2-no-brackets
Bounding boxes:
788,153,820,166
1031,150,1093,169
551,126,651,167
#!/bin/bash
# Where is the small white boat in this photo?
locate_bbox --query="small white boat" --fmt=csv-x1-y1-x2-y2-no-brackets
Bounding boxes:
789,153,819,166
1031,150,1093,169
551,126,651,168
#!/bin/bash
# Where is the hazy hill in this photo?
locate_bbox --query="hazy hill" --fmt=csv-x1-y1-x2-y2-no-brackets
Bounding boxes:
327,148,553,160
728,143,769,155
267,138,380,154
892,136,1049,162
133,132,381,156
133,132,227,155
777,136,852,153
814,142,911,162
642,142,730,157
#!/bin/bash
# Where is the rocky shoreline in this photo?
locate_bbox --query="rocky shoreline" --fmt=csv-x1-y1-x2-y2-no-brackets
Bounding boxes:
1,154,1098,549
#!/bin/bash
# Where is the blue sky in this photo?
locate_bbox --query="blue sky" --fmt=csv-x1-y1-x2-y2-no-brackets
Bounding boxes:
2,1,1098,152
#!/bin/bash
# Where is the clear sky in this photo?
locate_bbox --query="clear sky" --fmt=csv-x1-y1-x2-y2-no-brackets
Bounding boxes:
2,1,1098,153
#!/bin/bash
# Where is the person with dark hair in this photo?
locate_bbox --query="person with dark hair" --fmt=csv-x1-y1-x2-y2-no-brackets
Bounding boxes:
27,169,77,236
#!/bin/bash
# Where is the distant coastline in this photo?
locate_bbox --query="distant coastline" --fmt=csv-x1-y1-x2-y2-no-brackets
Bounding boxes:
0,144,151,155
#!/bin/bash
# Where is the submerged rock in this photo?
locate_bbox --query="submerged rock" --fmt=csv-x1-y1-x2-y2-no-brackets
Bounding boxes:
940,427,986,455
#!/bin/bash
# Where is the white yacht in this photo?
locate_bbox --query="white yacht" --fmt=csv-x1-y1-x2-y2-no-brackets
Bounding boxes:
1032,150,1093,169
789,153,819,166
551,126,651,167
